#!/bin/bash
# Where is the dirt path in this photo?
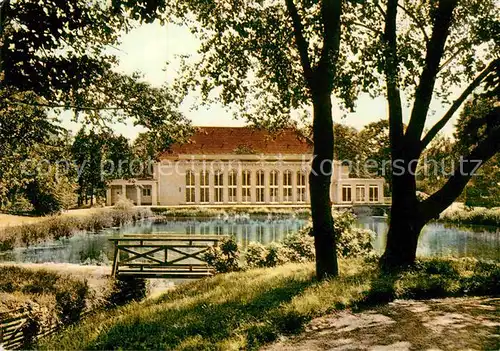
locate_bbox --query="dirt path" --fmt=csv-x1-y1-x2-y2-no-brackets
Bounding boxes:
264,297,500,351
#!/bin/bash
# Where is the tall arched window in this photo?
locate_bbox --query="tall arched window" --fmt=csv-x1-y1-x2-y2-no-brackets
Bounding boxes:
297,171,306,202
214,170,224,203
256,170,265,203
185,170,195,203
270,170,279,202
228,170,237,203
242,170,251,203
200,171,209,203
283,170,292,202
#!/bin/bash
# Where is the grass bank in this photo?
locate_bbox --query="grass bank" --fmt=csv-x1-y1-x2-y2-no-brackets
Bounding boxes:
440,206,500,227
0,207,152,252
0,265,110,327
1,264,148,348
40,257,500,350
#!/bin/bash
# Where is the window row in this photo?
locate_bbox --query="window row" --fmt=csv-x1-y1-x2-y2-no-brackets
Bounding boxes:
185,170,307,203
341,184,380,202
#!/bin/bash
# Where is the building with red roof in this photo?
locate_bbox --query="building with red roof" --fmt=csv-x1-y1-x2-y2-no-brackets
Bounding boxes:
107,127,384,206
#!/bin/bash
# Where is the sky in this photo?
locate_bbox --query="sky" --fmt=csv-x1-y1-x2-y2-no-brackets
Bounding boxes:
60,22,461,141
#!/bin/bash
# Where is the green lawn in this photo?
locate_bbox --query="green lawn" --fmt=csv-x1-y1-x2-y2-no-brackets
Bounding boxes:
40,257,500,350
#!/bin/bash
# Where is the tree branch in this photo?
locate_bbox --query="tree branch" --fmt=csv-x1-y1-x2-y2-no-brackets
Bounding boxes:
375,3,386,17
397,3,430,44
383,0,404,154
421,59,499,149
405,0,458,144
7,98,123,111
437,39,468,73
285,0,314,89
351,21,383,37
420,106,500,219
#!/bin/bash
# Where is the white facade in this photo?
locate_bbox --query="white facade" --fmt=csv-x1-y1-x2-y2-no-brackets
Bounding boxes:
107,154,385,206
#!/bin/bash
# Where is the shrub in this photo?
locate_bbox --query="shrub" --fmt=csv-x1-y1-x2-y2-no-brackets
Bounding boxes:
205,211,374,273
204,238,242,273
244,243,293,269
108,277,147,306
337,228,374,259
440,206,500,226
113,196,135,211
55,279,89,324
0,233,15,251
244,243,268,268
3,196,35,214
283,211,375,261
0,266,94,329
265,243,291,267
282,226,315,263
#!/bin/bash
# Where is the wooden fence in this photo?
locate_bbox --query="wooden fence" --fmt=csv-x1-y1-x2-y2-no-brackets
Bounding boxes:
0,307,59,350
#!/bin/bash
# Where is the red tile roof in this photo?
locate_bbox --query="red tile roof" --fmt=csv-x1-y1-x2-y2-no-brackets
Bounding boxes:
160,127,312,158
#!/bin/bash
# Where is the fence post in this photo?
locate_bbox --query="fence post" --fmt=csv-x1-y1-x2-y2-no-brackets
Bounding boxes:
111,240,119,276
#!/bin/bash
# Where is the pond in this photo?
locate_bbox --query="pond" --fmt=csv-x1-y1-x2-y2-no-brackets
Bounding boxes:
1,216,499,264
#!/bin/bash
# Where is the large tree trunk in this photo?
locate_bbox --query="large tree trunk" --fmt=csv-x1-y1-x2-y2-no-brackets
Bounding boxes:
381,154,424,269
381,206,425,269
310,91,338,279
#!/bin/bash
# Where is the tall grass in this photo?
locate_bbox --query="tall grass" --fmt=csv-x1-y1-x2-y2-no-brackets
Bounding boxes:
0,207,152,251
39,257,500,350
440,207,500,227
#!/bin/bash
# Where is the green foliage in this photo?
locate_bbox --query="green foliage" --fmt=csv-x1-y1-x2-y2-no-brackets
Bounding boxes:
204,238,242,273
39,258,500,350
416,134,457,195
1,1,191,214
55,279,89,325
112,196,135,211
2,195,35,214
282,211,375,262
2,0,185,127
455,97,500,154
333,124,364,166
264,243,292,267
338,227,374,259
358,119,392,190
0,95,76,215
244,242,268,268
108,277,148,307
0,266,90,325
453,97,500,208
440,207,500,226
206,211,374,273
333,211,374,259
282,226,316,263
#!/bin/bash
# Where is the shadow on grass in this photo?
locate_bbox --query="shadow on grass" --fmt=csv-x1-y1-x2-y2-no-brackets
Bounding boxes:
84,277,315,350
356,257,500,312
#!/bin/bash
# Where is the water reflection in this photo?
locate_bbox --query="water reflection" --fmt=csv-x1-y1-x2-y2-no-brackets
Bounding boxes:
356,216,500,261
118,218,307,247
0,216,498,264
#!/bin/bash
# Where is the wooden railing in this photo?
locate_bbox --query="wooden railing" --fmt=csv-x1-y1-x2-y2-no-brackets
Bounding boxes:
109,234,228,279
